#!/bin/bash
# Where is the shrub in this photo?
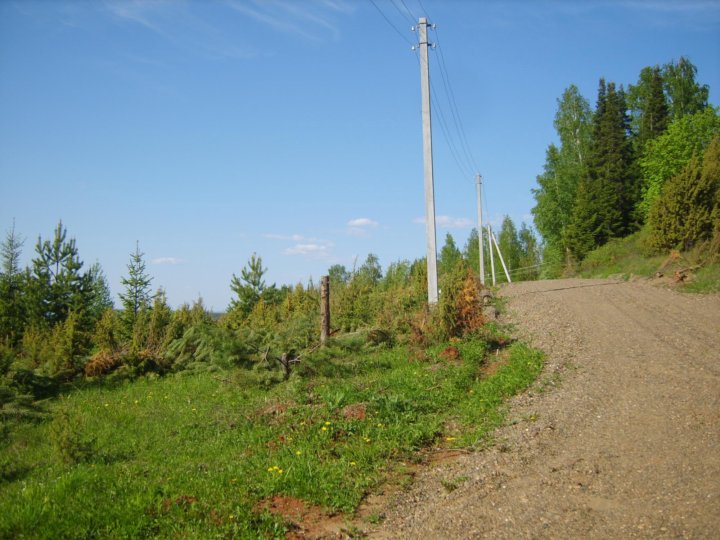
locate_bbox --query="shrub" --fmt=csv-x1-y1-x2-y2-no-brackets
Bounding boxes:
49,405,96,465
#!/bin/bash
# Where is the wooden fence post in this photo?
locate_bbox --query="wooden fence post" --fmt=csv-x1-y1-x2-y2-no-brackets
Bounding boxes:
320,275,330,346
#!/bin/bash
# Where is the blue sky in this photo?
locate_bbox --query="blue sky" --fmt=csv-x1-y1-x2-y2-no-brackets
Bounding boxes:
1,0,719,310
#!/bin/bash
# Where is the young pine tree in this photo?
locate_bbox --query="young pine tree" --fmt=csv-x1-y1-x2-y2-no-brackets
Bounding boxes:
228,254,273,324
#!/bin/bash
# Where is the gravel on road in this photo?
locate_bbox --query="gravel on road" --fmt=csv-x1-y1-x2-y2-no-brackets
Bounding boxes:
370,279,720,539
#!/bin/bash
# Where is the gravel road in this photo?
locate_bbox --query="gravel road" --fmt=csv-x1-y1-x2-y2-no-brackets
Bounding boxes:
371,278,720,539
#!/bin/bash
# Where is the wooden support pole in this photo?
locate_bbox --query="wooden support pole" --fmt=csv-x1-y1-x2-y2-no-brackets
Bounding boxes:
320,275,330,346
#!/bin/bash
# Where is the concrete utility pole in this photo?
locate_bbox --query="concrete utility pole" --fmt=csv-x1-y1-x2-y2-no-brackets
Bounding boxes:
418,17,438,305
475,173,485,286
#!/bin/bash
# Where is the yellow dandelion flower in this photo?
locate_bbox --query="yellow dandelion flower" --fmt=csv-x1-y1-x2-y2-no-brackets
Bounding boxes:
350,461,356,466
134,400,139,405
445,436,456,441
321,426,328,431
324,421,331,425
296,450,302,456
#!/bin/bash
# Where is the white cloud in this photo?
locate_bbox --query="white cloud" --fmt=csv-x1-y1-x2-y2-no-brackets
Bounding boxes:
414,215,474,229
284,243,332,258
347,217,378,227
151,257,186,265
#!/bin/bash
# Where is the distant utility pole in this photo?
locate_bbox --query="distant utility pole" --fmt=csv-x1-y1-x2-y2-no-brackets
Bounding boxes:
418,17,438,306
475,173,485,286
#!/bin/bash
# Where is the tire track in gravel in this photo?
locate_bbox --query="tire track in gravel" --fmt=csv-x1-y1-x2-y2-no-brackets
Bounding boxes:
370,279,720,539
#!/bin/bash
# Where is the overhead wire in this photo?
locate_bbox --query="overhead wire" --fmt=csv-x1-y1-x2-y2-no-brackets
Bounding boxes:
434,26,480,174
367,0,415,47
389,0,415,26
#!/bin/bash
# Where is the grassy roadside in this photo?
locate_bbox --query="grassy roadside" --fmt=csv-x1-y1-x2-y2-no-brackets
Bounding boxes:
0,331,543,538
577,232,720,293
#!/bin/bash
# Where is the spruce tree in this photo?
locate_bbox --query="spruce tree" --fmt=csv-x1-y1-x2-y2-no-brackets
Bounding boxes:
119,242,152,340
585,79,637,244
566,178,601,260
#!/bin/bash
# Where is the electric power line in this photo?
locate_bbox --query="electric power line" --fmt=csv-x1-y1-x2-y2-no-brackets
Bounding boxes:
389,0,415,26
367,0,414,47
434,26,480,173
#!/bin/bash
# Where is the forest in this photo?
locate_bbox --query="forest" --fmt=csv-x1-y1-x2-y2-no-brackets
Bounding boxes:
532,57,720,275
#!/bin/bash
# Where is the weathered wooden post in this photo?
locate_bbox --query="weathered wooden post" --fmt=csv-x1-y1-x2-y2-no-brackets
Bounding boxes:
320,275,330,346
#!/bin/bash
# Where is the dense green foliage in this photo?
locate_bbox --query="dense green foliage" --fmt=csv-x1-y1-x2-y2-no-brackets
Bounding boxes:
648,137,720,251
533,57,719,272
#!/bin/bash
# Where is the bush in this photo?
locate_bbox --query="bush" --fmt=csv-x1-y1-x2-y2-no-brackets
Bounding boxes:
50,405,96,465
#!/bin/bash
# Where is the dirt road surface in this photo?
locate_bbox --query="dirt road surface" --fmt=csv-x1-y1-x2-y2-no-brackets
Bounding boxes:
371,279,720,539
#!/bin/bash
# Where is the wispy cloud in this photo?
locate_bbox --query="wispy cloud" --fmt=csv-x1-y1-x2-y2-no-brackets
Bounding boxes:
346,217,379,237
226,0,353,41
102,0,258,60
414,215,473,229
284,242,333,258
152,257,186,265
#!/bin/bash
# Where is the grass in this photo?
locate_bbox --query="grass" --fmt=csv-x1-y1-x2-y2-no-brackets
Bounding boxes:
578,231,665,280
577,231,720,294
0,334,543,538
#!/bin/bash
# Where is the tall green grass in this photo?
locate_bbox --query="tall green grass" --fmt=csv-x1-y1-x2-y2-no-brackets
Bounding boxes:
0,335,542,538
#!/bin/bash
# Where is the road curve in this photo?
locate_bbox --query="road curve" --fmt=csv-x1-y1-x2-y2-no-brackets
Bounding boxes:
372,279,720,539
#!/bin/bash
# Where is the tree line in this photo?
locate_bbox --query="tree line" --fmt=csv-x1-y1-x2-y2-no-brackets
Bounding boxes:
532,57,720,274
1,217,539,410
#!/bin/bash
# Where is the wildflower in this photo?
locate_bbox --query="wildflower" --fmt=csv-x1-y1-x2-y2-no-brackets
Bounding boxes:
134,400,139,405
324,421,331,426
229,515,235,520
376,423,383,428
192,408,197,412
445,436,456,442
296,450,302,456
363,437,371,443
350,461,357,466
104,403,109,407
321,426,328,432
